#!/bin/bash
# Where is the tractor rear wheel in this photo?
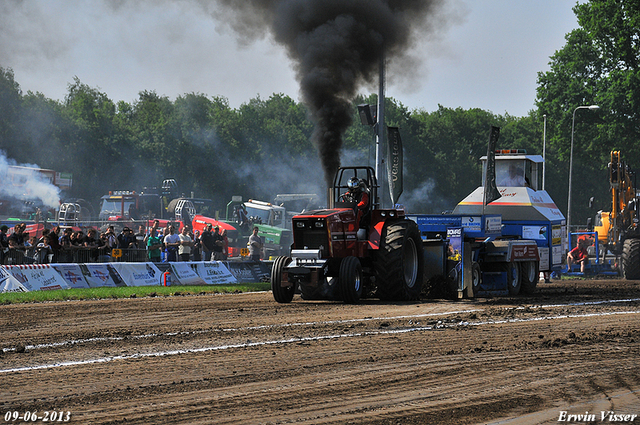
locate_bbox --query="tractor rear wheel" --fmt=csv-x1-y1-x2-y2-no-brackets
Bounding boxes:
520,261,539,294
375,219,424,301
621,238,640,280
271,256,294,303
339,256,363,303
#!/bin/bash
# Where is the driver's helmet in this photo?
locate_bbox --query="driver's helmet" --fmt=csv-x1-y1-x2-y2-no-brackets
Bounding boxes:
347,176,362,192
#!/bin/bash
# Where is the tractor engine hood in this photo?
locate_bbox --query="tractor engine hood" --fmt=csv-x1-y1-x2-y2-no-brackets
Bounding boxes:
294,208,354,220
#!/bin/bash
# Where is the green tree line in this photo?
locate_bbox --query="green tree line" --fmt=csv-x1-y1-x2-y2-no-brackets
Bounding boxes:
0,0,637,228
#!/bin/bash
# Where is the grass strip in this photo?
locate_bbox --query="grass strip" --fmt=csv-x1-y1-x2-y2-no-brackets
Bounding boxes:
0,283,271,305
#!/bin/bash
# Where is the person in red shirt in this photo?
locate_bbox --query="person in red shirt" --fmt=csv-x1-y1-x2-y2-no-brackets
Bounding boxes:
341,177,370,231
567,240,589,272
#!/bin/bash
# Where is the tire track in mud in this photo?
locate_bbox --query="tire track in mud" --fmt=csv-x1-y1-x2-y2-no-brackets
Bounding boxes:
2,301,639,374
2,280,640,424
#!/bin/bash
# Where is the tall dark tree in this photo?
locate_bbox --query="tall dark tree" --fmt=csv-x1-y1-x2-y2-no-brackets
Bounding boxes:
536,0,640,227
0,67,22,161
61,78,123,200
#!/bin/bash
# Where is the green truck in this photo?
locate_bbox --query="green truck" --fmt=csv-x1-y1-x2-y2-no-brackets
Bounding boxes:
224,195,319,259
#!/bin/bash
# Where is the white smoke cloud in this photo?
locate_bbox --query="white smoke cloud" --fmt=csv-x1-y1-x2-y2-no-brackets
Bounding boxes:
400,178,455,214
0,151,61,212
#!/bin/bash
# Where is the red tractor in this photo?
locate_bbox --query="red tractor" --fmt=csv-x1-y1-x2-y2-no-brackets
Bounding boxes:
271,166,424,303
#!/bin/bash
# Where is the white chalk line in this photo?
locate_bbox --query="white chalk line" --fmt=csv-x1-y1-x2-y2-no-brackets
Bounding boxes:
1,308,481,354
3,297,639,354
2,308,639,375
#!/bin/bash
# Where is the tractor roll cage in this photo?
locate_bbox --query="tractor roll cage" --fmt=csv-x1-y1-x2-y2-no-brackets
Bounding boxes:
331,166,379,210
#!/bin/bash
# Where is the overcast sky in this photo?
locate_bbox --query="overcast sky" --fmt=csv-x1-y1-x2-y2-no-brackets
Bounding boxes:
1,0,580,117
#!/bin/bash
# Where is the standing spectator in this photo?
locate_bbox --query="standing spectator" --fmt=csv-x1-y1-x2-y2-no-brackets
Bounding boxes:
164,225,180,262
8,224,25,248
104,225,118,249
117,227,136,249
59,228,73,247
248,226,263,263
58,228,73,262
24,233,36,263
212,226,224,261
48,226,61,263
135,225,146,249
144,220,160,246
25,234,36,248
70,231,82,246
221,229,229,260
117,227,136,261
82,229,100,262
34,235,53,264
146,228,162,262
201,223,215,261
161,224,171,262
0,225,9,247
0,225,9,264
178,226,193,262
37,228,50,245
97,232,110,262
192,230,202,261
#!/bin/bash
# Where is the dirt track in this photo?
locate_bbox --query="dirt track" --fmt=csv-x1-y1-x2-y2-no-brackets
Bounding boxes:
2,278,640,424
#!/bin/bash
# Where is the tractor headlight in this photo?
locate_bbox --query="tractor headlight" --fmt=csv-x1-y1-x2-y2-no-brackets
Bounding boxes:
296,222,305,228
314,221,324,228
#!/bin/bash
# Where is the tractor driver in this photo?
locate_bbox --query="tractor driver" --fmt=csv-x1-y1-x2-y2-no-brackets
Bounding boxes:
341,177,370,229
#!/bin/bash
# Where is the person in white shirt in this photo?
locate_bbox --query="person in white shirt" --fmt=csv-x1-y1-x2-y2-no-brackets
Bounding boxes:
178,226,193,262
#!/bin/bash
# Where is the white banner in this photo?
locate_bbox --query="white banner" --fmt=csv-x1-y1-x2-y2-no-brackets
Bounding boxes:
52,264,91,289
111,263,163,287
0,266,28,293
81,264,124,288
192,261,237,285
5,265,70,291
170,262,206,286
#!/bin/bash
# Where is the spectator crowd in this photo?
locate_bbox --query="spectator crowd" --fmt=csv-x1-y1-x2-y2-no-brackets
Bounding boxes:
0,220,241,265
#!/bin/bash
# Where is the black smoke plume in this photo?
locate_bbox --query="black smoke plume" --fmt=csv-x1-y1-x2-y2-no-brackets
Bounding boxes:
211,0,447,186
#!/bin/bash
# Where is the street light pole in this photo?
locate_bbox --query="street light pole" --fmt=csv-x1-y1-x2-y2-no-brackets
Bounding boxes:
543,114,547,190
567,104,599,250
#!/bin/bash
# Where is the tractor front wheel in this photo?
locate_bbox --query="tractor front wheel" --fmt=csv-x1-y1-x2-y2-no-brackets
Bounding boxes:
271,256,294,303
339,256,363,303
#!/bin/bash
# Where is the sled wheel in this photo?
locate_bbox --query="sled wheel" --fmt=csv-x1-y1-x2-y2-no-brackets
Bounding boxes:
520,261,539,294
507,262,521,296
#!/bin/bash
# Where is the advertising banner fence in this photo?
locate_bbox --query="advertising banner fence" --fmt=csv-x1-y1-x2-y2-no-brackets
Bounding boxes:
170,263,206,286
111,263,163,287
81,264,124,288
52,264,91,289
0,266,28,293
5,265,69,291
0,260,272,292
192,262,237,285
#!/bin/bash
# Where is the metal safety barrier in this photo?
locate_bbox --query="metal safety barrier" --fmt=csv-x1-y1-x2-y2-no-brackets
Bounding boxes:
2,247,161,265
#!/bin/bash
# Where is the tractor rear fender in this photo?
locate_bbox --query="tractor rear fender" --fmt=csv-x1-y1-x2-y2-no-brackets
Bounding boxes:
368,209,406,250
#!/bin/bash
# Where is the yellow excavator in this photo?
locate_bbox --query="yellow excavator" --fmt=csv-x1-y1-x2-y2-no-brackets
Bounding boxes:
591,151,640,279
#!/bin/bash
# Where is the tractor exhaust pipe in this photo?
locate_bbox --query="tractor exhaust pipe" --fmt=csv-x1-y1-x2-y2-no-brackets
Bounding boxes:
328,186,334,209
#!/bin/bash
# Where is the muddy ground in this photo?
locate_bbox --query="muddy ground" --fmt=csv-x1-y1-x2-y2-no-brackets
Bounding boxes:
1,278,640,424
